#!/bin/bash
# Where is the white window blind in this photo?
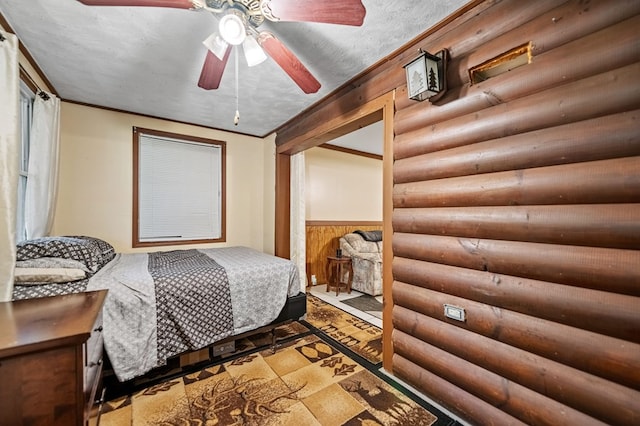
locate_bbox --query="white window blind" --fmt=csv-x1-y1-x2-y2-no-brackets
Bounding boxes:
138,133,222,243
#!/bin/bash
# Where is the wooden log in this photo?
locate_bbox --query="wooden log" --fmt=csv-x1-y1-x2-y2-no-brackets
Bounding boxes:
446,0,640,90
393,329,607,426
276,0,558,147
276,0,640,151
392,204,640,250
394,157,640,208
394,110,640,184
394,9,640,126
394,62,640,160
392,354,529,426
392,256,640,343
392,232,640,296
392,281,640,389
394,0,588,112
393,306,640,425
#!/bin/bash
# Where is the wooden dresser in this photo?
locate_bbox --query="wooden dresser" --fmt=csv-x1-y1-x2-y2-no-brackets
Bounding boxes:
0,290,107,426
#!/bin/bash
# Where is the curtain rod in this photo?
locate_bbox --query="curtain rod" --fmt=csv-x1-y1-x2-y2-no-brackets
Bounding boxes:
0,30,47,99
19,64,50,100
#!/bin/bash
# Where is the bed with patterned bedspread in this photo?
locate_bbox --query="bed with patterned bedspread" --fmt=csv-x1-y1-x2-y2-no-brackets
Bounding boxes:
12,236,304,381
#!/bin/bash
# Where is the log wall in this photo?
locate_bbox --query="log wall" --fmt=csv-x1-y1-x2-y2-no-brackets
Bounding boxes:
391,1,640,424
305,221,382,285
276,0,640,423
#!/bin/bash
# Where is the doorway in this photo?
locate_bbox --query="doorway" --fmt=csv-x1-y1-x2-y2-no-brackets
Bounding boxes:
275,92,395,369
304,121,383,324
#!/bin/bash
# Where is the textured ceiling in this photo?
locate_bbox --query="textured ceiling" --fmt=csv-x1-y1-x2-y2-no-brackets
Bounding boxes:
0,0,468,137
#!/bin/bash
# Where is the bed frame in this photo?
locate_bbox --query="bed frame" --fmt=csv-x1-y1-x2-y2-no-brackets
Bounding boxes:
102,292,307,399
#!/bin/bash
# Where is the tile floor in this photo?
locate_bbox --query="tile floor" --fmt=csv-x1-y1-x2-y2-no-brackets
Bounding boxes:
308,285,383,329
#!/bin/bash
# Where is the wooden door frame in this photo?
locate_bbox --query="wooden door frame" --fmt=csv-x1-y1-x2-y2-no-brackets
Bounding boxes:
275,91,395,370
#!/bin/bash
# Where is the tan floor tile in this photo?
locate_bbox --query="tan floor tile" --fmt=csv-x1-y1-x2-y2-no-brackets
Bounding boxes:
318,317,352,331
303,383,365,425
223,353,279,381
131,379,190,426
264,346,312,377
268,401,322,426
297,340,339,362
350,328,378,342
183,368,232,411
282,354,363,400
282,363,336,399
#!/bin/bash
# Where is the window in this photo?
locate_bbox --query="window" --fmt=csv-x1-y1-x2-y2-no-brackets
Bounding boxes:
16,83,34,242
133,127,226,248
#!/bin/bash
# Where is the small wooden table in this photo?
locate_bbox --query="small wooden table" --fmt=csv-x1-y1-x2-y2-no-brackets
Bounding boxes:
326,256,353,296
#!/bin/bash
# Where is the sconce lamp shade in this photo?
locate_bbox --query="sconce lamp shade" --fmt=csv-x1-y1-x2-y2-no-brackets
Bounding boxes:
243,35,267,67
203,32,229,60
404,49,448,102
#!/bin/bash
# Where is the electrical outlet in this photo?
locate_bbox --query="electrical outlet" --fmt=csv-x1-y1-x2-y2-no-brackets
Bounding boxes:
311,275,317,285
444,304,466,322
212,341,235,357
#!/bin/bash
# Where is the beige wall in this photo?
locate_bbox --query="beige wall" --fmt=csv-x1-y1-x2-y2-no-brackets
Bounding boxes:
305,147,382,221
53,102,276,254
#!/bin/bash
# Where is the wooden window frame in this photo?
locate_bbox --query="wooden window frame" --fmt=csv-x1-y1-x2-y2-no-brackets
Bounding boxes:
132,127,226,248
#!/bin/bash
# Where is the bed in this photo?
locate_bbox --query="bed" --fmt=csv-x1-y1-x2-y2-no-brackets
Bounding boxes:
12,236,306,382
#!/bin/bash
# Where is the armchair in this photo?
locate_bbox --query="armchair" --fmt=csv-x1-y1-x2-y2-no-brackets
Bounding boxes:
339,231,383,296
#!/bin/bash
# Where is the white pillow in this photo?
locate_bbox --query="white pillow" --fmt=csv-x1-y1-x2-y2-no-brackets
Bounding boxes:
16,257,91,272
14,267,87,285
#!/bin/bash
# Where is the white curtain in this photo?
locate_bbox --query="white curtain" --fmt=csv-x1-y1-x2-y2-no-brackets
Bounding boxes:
0,30,20,302
290,152,307,292
25,92,60,239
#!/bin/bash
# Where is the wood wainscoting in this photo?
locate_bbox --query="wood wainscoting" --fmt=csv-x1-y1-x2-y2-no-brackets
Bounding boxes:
305,221,382,286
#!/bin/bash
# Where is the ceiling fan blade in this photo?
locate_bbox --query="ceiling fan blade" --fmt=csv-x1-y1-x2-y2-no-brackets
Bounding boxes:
76,0,194,8
258,32,320,94
262,0,365,26
198,47,231,90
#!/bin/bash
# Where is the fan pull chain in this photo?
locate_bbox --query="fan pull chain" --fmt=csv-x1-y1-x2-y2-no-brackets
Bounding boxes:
234,48,240,126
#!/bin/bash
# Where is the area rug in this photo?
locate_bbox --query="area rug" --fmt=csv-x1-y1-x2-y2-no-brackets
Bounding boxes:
104,321,312,400
341,294,383,319
304,294,383,365
100,335,438,426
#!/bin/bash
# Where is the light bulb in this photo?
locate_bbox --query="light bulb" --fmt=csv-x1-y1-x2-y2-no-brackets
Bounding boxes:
219,13,246,46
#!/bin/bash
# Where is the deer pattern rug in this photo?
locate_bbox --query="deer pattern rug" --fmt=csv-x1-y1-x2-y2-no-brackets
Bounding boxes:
100,334,438,426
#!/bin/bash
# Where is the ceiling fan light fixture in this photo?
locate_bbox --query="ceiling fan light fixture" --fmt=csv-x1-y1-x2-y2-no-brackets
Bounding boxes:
243,36,267,67
202,32,229,60
219,12,246,46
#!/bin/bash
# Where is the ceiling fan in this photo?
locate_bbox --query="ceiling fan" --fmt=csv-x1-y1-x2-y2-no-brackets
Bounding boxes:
76,0,367,95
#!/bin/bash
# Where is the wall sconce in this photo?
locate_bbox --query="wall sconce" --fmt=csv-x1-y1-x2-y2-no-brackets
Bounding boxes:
404,48,449,102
